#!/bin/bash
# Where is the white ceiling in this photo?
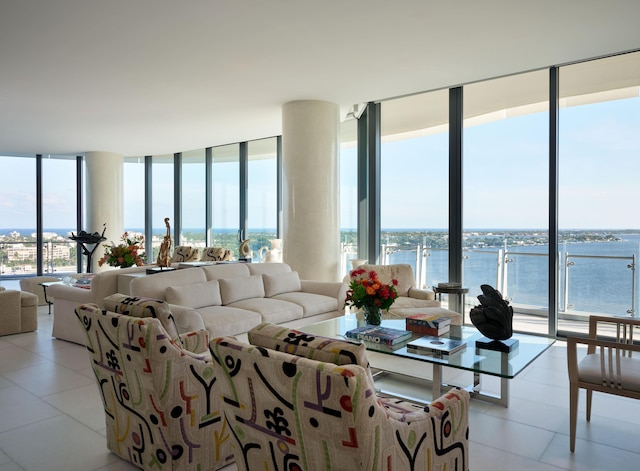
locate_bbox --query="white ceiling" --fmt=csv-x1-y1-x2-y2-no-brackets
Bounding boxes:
1,0,639,156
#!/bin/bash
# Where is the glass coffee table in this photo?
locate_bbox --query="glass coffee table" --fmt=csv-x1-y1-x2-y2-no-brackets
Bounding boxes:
302,314,555,407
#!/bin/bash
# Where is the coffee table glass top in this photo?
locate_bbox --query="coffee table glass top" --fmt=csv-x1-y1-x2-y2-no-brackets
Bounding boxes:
302,314,555,379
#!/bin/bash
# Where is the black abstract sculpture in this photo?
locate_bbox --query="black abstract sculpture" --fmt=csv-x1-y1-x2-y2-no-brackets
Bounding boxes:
469,284,514,342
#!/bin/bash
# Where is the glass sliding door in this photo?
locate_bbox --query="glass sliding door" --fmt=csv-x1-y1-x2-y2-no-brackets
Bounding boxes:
181,149,206,253
211,144,240,254
463,71,549,330
380,90,449,289
0,156,36,278
558,51,640,334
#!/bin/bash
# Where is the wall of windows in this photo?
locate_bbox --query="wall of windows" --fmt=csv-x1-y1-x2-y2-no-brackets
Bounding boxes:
2,49,640,340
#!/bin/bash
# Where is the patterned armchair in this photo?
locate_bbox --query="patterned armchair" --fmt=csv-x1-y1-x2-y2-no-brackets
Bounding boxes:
75,300,234,470
200,247,234,262
171,245,201,263
210,323,469,470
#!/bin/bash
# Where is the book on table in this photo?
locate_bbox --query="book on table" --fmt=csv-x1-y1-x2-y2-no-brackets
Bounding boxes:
345,325,413,347
406,335,466,357
405,314,451,336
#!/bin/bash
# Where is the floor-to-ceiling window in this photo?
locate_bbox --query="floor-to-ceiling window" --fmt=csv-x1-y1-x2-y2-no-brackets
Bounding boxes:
0,156,37,277
151,154,175,260
123,156,146,250
462,71,549,328
211,144,240,254
340,118,358,276
558,51,640,334
181,149,206,252
247,138,278,260
42,155,78,274
380,90,449,289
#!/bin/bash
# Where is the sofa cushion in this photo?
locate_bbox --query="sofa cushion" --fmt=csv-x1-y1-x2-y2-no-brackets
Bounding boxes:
272,292,337,317
197,305,263,337
103,293,180,340
247,262,292,276
263,271,302,297
200,247,233,261
165,280,222,309
229,298,303,325
248,322,370,371
219,275,264,305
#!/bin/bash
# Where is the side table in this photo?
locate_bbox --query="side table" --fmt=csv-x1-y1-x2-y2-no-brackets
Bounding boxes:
39,281,63,315
432,284,469,322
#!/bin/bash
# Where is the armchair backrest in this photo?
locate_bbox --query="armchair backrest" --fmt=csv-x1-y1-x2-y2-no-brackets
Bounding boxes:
210,335,470,470
357,264,416,297
75,303,234,470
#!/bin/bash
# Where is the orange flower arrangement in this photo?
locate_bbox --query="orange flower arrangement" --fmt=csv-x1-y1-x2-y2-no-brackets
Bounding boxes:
97,232,146,268
344,268,399,312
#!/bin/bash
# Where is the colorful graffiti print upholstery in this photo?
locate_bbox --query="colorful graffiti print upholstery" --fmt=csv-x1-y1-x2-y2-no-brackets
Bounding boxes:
75,303,234,470
210,335,469,470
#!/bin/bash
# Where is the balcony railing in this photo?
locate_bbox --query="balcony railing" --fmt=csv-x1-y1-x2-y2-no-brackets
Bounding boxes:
341,243,638,320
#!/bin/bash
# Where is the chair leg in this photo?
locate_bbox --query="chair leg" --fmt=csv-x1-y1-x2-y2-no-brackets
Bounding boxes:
569,384,579,452
586,389,593,422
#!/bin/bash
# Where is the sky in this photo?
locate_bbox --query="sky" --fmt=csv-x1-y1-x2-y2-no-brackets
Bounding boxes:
1,94,639,232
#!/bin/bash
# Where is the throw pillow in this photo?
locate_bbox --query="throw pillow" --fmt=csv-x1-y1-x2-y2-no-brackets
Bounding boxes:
165,280,222,309
219,275,265,305
262,271,302,297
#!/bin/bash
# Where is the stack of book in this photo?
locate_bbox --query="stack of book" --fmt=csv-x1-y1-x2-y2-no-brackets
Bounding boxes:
345,325,413,348
406,335,466,358
405,314,451,336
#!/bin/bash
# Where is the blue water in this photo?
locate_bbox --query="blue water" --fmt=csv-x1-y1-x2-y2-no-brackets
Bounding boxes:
386,234,640,316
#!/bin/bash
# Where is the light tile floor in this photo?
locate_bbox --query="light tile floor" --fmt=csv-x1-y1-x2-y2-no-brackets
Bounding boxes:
1,303,639,470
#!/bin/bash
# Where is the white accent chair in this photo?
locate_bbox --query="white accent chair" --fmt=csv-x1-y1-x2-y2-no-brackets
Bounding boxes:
567,315,640,452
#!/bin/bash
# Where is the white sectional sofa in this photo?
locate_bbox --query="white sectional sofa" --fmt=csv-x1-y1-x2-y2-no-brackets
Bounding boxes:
128,262,348,338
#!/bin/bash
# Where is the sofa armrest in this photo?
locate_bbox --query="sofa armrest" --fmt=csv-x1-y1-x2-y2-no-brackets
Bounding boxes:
300,280,348,305
47,284,94,304
408,287,436,301
167,303,207,333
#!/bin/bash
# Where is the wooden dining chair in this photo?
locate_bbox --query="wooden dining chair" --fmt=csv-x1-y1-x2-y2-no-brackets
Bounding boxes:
566,315,640,452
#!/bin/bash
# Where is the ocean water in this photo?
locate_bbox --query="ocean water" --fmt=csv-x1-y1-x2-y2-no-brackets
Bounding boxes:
385,234,640,317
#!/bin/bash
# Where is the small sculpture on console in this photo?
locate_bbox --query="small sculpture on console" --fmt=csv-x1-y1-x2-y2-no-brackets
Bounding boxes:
470,284,518,352
156,218,172,269
238,239,252,261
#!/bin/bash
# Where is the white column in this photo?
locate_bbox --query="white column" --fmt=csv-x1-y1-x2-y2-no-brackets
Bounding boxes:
84,151,124,273
282,100,340,281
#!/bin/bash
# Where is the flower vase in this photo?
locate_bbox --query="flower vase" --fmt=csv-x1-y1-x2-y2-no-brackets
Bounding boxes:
363,305,382,326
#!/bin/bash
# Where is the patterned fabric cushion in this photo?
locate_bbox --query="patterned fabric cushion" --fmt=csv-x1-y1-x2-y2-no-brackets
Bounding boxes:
262,271,301,297
75,304,233,470
171,245,201,262
248,322,370,373
210,335,470,470
103,293,180,340
200,247,233,261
